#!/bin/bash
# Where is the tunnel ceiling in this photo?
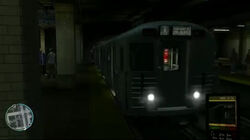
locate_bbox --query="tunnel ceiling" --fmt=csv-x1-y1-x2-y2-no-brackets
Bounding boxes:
73,0,250,26
40,0,250,43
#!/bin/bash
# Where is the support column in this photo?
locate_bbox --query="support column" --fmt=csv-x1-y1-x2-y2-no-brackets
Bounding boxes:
0,0,42,138
40,29,46,54
75,24,83,65
239,29,244,64
55,3,75,88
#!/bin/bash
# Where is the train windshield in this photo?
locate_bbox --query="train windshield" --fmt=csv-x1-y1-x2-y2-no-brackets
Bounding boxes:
163,48,179,71
161,40,186,71
130,43,154,71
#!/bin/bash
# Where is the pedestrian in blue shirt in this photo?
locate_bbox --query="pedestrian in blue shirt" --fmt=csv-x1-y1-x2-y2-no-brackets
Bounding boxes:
40,51,46,75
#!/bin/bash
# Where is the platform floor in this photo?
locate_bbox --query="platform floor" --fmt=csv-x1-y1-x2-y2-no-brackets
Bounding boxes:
219,73,250,86
40,65,134,139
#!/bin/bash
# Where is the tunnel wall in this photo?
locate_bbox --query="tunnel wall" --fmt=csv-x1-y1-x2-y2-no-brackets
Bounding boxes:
223,32,240,57
222,31,250,63
0,0,42,138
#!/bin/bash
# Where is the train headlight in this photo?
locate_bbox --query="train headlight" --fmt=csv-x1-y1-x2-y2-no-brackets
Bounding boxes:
147,93,155,102
193,91,200,99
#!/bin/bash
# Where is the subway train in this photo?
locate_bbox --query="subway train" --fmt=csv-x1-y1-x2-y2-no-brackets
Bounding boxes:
94,21,217,116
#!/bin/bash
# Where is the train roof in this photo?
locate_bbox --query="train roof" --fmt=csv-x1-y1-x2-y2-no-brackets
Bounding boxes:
96,21,211,47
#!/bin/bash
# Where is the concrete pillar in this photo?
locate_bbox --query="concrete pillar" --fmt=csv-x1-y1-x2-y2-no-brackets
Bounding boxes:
55,3,76,88
75,24,83,65
245,33,250,60
0,0,42,138
40,29,46,53
239,29,244,64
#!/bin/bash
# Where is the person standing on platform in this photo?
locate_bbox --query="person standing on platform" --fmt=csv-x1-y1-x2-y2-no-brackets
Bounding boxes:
47,48,56,78
245,49,250,76
40,51,46,75
230,48,238,74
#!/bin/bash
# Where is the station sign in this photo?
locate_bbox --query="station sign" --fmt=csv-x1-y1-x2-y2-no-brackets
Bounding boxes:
159,26,192,36
160,25,170,36
207,94,238,140
172,26,192,36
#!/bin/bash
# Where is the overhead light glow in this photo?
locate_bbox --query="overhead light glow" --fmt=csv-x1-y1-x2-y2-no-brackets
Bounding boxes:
213,28,230,32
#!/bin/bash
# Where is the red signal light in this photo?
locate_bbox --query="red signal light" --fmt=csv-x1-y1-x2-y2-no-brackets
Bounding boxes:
163,49,169,64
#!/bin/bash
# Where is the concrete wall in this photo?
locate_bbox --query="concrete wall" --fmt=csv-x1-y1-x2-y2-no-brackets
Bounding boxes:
223,32,240,57
0,0,42,138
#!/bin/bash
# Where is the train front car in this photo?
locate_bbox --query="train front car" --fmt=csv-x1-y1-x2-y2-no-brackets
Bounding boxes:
96,21,217,117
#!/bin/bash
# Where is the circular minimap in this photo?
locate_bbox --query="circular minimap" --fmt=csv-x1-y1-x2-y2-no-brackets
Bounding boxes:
5,103,34,131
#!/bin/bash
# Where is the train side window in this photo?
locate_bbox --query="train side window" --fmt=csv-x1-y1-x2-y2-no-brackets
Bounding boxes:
120,48,124,71
163,48,179,71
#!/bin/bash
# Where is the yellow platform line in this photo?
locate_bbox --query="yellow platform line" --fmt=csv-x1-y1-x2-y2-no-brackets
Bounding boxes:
219,75,250,86
209,123,237,127
209,99,236,102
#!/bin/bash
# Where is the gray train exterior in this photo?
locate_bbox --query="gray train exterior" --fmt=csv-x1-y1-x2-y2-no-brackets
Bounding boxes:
94,21,217,116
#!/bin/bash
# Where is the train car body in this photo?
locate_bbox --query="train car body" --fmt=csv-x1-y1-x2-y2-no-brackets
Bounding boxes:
94,21,217,116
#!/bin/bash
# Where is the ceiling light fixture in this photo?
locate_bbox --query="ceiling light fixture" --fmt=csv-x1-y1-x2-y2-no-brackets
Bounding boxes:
237,24,245,28
213,28,230,32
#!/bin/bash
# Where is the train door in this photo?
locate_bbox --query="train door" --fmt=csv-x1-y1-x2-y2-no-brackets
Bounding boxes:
101,48,104,71
118,47,124,99
107,46,111,84
156,40,189,107
128,43,155,110
113,46,119,93
98,48,101,66
113,46,124,106
111,45,114,88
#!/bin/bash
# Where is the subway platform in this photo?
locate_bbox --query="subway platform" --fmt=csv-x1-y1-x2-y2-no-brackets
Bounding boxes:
215,58,250,86
218,71,250,86
39,65,134,139
217,68,250,119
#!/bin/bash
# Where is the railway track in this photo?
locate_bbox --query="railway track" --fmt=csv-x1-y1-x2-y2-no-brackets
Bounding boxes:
128,120,143,140
240,116,250,140
124,115,250,140
125,117,205,140
179,122,207,140
240,116,250,128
